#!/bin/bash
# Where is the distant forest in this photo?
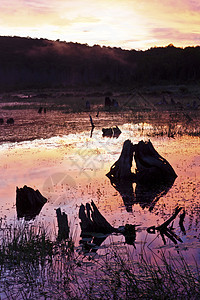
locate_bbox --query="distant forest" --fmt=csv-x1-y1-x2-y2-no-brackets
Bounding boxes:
0,36,200,90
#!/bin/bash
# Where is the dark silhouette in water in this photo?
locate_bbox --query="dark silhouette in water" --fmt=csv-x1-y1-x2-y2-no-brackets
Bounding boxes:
109,177,134,212
135,180,175,212
89,115,95,138
108,175,175,212
86,100,91,110
107,139,177,185
147,206,183,245
179,209,186,235
79,201,136,253
105,96,112,107
106,139,177,212
56,208,69,241
79,201,115,234
0,118,4,124
78,202,183,253
102,126,121,138
7,118,14,124
16,185,47,221
38,107,43,113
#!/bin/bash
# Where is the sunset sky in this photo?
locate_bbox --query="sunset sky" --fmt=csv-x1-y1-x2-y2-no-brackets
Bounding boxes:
0,0,200,50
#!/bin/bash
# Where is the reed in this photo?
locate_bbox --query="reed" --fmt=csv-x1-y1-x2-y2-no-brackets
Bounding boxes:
0,221,200,299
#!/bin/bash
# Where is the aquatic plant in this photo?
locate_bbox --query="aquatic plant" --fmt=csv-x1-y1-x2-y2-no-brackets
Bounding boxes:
0,220,200,299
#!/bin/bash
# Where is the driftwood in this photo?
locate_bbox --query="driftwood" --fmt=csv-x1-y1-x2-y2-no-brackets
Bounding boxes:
102,127,113,137
16,185,47,220
107,139,177,185
56,208,69,240
123,224,136,246
147,206,183,245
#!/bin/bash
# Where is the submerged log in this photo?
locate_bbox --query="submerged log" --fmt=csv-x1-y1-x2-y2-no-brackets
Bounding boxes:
56,208,69,240
16,185,47,220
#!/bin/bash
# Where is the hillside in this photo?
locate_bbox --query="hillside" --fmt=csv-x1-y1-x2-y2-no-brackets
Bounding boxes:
0,36,200,91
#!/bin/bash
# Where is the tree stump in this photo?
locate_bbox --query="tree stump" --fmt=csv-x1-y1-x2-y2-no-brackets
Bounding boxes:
56,208,69,240
106,139,135,180
16,185,47,220
79,201,116,234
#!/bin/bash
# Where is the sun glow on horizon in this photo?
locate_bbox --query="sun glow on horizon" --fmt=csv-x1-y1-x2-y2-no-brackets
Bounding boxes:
0,0,200,50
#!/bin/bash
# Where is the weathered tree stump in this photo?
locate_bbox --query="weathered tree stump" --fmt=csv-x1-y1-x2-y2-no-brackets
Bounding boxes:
16,185,47,220
102,126,121,138
106,139,135,181
38,107,43,113
7,118,14,124
79,201,116,234
56,208,69,240
134,140,177,184
107,139,177,186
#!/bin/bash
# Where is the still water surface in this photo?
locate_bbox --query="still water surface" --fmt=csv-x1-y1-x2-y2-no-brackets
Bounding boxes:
0,108,199,262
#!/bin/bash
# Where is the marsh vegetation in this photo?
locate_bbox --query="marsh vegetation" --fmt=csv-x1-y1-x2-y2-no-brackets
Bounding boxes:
0,87,200,298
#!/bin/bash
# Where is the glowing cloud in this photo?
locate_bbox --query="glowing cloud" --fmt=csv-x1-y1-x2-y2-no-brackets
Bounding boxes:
0,0,199,49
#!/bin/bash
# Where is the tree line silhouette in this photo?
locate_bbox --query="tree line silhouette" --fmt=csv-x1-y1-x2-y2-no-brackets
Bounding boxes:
0,36,200,90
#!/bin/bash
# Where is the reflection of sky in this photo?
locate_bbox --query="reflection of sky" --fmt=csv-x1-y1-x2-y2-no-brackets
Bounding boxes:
0,124,200,264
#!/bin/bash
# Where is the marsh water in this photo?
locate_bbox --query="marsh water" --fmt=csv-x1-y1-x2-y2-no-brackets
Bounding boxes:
0,102,200,264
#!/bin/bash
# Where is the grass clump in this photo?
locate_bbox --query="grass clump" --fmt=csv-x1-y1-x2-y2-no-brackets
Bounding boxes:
0,221,54,266
0,222,200,299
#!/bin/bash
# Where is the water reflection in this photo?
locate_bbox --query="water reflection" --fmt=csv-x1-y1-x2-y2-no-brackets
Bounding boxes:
0,110,199,260
108,169,176,212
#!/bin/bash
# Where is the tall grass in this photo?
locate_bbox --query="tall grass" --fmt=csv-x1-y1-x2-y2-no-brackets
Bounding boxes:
0,221,200,299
